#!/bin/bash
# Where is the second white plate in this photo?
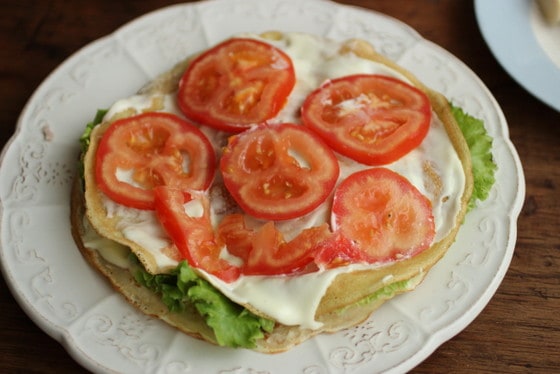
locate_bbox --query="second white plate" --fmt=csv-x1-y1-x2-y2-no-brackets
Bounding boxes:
475,0,560,111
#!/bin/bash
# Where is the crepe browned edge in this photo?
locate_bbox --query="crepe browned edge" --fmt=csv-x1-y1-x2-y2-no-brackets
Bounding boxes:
72,32,473,353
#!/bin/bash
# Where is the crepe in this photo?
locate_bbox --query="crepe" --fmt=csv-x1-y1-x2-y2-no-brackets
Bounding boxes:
70,31,473,353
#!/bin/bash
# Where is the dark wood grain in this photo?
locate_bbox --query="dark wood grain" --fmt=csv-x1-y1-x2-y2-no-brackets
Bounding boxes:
1,1,558,373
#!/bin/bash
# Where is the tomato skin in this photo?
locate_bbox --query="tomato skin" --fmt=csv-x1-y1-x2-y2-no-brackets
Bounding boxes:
154,187,240,283
302,74,432,165
331,168,435,263
177,38,296,132
220,123,340,221
95,112,215,210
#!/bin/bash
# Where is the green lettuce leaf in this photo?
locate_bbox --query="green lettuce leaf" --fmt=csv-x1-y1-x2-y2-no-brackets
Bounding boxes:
135,259,274,348
78,109,107,180
80,109,107,154
451,104,497,210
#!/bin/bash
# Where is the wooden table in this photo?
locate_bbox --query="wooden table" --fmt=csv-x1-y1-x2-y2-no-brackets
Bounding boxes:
1,1,558,372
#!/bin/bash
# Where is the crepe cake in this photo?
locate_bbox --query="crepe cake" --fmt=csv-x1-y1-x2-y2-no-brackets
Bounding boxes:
71,31,473,353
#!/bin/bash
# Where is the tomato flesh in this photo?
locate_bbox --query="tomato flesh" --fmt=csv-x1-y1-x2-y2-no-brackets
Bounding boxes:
313,230,371,269
220,123,340,220
95,112,215,210
177,38,296,132
217,214,332,275
154,187,240,282
332,168,435,263
302,74,432,165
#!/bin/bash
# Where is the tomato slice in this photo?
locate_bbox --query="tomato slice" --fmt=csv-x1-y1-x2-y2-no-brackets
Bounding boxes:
154,187,240,282
177,38,296,132
95,112,215,210
220,123,340,220
217,214,332,275
331,168,435,263
302,74,432,165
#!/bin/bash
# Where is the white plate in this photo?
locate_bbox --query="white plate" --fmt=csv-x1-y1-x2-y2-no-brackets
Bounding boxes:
0,0,525,373
475,0,560,111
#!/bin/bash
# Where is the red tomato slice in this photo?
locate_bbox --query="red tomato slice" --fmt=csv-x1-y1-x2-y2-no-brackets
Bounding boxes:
217,214,332,275
332,168,435,263
95,112,215,210
220,123,340,220
154,187,240,282
302,74,432,165
177,38,296,132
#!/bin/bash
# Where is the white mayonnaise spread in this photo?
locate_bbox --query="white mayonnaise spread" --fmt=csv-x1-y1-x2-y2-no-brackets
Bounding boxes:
97,32,465,329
